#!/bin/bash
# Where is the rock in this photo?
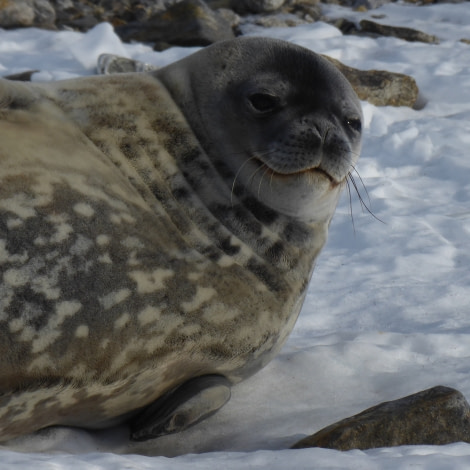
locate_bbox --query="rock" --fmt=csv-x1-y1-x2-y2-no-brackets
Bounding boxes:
360,19,440,44
282,1,321,22
3,70,39,81
215,8,240,30
205,0,233,8
353,0,392,9
240,0,322,31
233,0,286,14
249,13,309,28
50,0,101,30
51,1,175,31
115,0,235,49
404,0,468,3
330,18,359,35
33,0,56,25
323,55,420,108
0,0,55,28
292,386,470,451
96,54,156,75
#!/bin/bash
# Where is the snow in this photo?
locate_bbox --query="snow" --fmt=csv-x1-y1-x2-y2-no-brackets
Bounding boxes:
1,2,470,468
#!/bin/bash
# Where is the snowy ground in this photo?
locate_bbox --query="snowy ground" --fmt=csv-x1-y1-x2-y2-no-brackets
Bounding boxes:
1,2,470,468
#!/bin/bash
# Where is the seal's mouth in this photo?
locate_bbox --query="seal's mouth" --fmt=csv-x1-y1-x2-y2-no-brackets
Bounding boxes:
252,157,342,187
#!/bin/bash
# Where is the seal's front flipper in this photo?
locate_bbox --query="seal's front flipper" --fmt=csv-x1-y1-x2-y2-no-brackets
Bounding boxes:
129,375,231,441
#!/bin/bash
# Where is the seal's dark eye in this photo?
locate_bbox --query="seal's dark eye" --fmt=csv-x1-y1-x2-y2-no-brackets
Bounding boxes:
346,116,362,133
248,93,280,114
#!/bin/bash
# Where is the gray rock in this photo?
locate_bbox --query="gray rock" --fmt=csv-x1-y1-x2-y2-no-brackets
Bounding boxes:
292,386,470,450
360,19,440,44
33,0,56,25
0,0,55,28
283,1,321,22
352,0,392,9
115,0,235,49
248,13,309,28
96,54,157,75
323,55,420,108
216,7,240,29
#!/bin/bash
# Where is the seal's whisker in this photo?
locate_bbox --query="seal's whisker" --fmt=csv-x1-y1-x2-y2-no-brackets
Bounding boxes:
347,172,385,224
346,175,356,235
231,155,258,206
247,160,268,189
351,164,372,209
257,165,271,199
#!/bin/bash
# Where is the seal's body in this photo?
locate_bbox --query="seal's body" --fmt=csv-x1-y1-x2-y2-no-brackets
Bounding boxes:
0,37,362,441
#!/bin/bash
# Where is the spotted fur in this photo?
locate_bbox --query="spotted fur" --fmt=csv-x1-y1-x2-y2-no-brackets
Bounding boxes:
0,37,362,441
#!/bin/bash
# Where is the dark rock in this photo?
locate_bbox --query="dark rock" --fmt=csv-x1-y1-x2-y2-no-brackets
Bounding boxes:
292,386,470,451
360,19,440,44
50,0,100,30
232,0,286,14
320,0,391,7
3,70,40,81
205,0,233,7
331,18,359,35
115,0,235,49
323,55,420,108
50,1,173,31
404,0,469,3
0,0,55,28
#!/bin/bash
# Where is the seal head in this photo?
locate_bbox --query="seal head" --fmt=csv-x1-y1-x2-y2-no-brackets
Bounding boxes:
157,37,362,223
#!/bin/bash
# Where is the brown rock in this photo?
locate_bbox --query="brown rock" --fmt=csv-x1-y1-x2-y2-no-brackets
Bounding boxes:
360,19,440,44
323,55,420,108
292,386,470,451
115,0,235,49
0,0,55,28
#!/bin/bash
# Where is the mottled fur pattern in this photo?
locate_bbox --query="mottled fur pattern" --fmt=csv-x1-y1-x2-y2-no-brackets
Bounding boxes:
0,38,361,441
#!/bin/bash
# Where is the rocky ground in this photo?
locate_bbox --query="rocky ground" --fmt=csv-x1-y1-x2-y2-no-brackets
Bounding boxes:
2,0,469,107
0,0,463,46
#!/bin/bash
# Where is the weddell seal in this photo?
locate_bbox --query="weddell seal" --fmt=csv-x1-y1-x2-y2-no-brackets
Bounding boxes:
0,37,362,442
